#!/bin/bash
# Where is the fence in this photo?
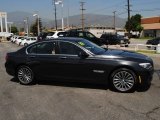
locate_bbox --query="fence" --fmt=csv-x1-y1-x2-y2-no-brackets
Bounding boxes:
108,44,159,53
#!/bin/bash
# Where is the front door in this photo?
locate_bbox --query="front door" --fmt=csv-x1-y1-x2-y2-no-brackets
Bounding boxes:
57,41,105,82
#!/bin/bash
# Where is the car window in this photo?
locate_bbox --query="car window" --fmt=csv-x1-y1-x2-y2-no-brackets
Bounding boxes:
78,32,84,37
27,42,56,54
31,38,36,41
27,45,37,54
57,32,67,37
86,32,95,38
26,38,30,41
75,39,105,55
59,41,82,55
47,32,55,36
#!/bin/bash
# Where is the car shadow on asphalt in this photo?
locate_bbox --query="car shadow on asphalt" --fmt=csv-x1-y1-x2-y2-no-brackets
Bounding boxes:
155,69,160,80
10,78,152,93
10,78,108,91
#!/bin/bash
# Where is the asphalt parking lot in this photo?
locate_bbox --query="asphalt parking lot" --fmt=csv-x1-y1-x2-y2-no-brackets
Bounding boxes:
0,42,160,120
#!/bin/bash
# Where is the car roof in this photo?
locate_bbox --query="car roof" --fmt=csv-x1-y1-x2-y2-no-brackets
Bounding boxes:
42,37,85,42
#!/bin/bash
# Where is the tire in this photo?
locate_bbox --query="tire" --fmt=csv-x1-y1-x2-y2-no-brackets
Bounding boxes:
24,43,28,46
110,68,137,92
125,44,129,47
16,66,35,85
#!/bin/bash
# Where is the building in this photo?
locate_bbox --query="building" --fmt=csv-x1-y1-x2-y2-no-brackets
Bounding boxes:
141,16,160,37
85,26,127,38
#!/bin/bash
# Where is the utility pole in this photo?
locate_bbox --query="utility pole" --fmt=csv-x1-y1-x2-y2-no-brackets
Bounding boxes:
127,0,131,34
67,0,70,28
80,1,85,31
113,11,116,30
53,0,58,30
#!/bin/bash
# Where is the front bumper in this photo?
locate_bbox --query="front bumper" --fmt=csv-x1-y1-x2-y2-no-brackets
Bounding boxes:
137,68,154,86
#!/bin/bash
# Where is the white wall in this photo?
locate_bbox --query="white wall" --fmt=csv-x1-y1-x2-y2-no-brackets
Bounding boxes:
88,29,115,38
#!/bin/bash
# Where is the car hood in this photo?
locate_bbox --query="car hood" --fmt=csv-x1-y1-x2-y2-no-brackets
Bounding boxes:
97,49,151,61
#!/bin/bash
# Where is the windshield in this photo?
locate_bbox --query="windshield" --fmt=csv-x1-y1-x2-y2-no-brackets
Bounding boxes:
47,32,55,36
75,39,106,55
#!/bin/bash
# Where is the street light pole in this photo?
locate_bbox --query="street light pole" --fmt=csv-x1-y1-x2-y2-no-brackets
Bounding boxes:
24,17,29,37
67,0,70,28
57,0,64,30
33,13,40,36
7,22,13,33
61,0,64,30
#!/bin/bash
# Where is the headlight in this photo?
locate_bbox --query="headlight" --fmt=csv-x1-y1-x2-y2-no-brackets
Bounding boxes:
139,63,152,69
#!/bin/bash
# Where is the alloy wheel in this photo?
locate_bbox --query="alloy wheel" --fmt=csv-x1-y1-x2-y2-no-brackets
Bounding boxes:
17,66,33,85
112,70,135,92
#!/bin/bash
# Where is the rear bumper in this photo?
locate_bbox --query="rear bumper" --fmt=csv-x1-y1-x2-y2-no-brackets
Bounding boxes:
5,62,15,76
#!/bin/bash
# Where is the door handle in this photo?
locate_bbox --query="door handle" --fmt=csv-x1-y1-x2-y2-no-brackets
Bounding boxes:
29,56,36,58
60,56,67,59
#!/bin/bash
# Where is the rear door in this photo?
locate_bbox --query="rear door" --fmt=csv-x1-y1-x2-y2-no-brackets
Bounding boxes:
27,41,60,79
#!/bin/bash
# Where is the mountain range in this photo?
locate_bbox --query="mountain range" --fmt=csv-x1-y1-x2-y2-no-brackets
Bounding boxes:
7,11,127,29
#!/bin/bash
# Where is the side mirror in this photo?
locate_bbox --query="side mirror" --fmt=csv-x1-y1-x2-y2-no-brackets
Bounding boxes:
78,51,89,59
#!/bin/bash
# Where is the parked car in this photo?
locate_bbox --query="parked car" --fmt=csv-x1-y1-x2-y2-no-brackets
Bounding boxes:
46,31,67,39
37,32,48,41
20,37,37,46
146,37,160,49
11,36,18,43
5,38,154,92
15,36,25,45
66,29,104,46
100,33,130,46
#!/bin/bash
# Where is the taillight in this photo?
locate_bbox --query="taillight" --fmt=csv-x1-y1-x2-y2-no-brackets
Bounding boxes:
5,54,8,61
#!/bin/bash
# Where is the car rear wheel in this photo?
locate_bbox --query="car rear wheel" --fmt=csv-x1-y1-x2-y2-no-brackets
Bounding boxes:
110,68,136,92
17,66,34,85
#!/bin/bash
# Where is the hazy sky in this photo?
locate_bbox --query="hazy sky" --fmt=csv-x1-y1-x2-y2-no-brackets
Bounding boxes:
0,0,160,19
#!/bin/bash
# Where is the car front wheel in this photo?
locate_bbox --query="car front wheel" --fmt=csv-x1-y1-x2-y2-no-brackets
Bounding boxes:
24,43,28,46
110,68,136,92
17,66,34,85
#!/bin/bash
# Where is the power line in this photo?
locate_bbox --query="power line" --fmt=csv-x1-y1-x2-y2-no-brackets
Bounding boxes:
86,0,126,14
132,8,160,12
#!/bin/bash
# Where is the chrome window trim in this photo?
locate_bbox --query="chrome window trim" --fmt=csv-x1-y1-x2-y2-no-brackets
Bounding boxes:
26,40,94,57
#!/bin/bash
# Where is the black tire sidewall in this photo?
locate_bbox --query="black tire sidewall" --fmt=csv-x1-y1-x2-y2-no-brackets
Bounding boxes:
24,43,28,46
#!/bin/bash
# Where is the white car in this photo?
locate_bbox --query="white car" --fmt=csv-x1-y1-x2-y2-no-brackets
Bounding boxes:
46,31,67,39
15,36,25,45
11,36,18,43
20,37,37,46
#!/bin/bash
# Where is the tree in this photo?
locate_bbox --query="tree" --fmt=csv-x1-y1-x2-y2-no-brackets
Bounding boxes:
11,26,18,34
30,18,42,36
125,14,143,32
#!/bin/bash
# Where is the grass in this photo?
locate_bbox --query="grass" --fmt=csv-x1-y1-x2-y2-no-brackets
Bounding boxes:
135,37,153,40
137,50,157,54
